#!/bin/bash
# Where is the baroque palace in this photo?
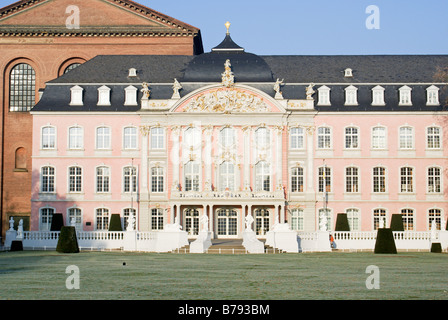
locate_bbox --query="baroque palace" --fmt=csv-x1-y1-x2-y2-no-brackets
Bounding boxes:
30,23,448,239
1,0,448,244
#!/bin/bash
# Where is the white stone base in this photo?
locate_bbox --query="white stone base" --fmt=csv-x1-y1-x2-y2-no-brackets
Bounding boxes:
5,230,17,248
189,231,212,253
265,223,299,253
156,228,189,253
242,230,265,254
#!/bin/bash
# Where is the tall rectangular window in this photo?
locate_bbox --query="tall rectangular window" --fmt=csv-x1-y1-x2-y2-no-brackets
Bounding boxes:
373,167,386,193
372,127,386,149
40,207,54,231
318,166,331,193
401,209,414,231
427,127,441,149
290,209,304,231
345,127,359,149
96,208,109,230
151,167,164,193
42,126,56,149
290,127,304,149
96,166,110,193
428,167,441,193
9,63,36,112
345,167,359,193
69,126,83,150
400,167,413,193
317,127,331,149
151,208,164,231
151,127,165,150
124,166,137,193
373,209,386,230
41,166,55,193
291,167,304,192
184,161,200,192
68,166,82,193
255,161,271,192
399,127,413,149
96,126,111,150
123,127,137,150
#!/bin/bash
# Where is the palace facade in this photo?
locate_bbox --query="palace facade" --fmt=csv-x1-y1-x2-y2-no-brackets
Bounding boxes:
30,27,448,239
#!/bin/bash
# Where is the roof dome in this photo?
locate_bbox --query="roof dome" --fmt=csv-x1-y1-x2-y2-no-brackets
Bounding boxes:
181,23,273,83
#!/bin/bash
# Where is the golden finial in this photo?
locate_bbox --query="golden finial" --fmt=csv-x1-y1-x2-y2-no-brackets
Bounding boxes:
225,21,231,34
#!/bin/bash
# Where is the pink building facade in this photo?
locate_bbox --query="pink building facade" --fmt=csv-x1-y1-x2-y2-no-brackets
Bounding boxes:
30,32,448,238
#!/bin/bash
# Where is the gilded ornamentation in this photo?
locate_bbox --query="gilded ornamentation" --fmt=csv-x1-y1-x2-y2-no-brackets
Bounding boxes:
221,59,234,88
183,87,270,114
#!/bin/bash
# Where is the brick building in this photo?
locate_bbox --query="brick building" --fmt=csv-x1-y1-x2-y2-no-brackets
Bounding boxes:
0,0,202,240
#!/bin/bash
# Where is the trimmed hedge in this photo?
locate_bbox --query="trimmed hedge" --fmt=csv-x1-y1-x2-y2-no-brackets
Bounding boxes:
374,228,397,254
389,214,404,231
108,214,123,231
56,226,79,253
431,243,442,253
10,240,23,252
50,213,64,231
335,213,350,231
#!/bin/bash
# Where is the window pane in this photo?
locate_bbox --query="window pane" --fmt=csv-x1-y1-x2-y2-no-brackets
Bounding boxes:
10,63,36,112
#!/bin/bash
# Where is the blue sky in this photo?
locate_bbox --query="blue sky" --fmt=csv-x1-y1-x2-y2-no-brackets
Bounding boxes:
141,0,448,55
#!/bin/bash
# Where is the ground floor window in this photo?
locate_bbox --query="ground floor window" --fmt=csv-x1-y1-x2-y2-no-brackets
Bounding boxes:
151,208,164,231
67,207,82,231
96,208,109,230
255,208,270,235
373,208,386,230
428,209,442,230
185,208,199,235
216,208,238,237
290,208,304,231
123,208,136,230
346,208,360,231
40,207,54,231
401,208,415,231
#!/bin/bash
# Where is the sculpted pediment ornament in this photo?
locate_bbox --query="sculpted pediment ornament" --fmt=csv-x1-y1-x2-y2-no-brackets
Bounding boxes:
183,87,270,114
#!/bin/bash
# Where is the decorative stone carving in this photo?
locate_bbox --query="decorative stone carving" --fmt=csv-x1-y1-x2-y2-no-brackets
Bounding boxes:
141,82,151,99
306,83,315,100
274,78,284,99
221,59,234,88
183,88,270,114
172,78,182,99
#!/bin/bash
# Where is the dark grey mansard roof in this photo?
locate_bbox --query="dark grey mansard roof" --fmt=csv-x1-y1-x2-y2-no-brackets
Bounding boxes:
34,44,448,112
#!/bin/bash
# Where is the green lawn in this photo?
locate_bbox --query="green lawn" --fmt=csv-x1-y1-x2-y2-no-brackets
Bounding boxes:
0,250,447,300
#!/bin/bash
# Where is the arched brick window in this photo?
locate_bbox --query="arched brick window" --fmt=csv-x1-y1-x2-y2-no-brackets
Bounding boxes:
14,147,27,171
9,63,36,112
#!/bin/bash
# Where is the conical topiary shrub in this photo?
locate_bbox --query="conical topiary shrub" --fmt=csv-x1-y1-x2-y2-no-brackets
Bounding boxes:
50,213,64,231
335,213,350,231
389,214,404,231
108,214,123,231
431,243,442,253
56,226,79,253
374,228,397,254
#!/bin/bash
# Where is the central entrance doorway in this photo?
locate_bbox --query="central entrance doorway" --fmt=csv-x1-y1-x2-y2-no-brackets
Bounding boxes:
216,208,238,238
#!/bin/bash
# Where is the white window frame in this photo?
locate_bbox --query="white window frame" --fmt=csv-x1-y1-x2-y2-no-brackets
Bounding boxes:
123,126,138,150
346,208,360,231
401,208,415,231
96,126,111,150
97,85,111,106
399,126,414,150
426,85,440,106
95,207,110,230
344,85,358,106
151,166,164,193
373,208,387,230
345,166,359,193
70,85,84,106
219,161,235,191
39,207,55,231
41,125,56,149
318,166,331,193
371,85,385,106
96,166,110,193
399,166,414,193
317,126,332,149
124,85,138,106
427,166,442,194
344,126,359,149
290,208,304,231
219,127,236,148
317,85,331,106
68,166,82,193
68,126,83,150
124,166,138,193
398,86,412,106
151,208,164,231
290,127,304,149
67,207,83,231
371,126,387,150
184,161,200,192
372,166,387,193
255,161,271,192
41,166,55,193
426,126,441,150
291,166,304,193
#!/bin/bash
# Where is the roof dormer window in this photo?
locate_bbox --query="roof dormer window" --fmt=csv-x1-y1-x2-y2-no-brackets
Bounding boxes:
344,68,353,78
345,85,358,106
128,68,137,77
124,85,138,106
317,85,331,106
426,85,440,106
98,85,111,106
399,86,412,106
371,85,385,106
70,85,83,106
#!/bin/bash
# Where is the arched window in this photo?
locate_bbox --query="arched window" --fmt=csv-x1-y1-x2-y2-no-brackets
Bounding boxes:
9,63,36,111
219,161,235,191
64,63,81,74
255,161,270,192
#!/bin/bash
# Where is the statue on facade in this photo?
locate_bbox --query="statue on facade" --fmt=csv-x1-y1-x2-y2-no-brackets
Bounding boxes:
126,215,135,231
16,219,24,239
306,83,315,100
274,78,284,99
141,82,151,99
221,59,235,88
9,217,14,231
172,78,182,99
200,214,209,232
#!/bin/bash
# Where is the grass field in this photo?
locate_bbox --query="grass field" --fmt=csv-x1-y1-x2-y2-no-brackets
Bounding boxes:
0,250,447,300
